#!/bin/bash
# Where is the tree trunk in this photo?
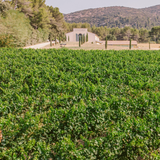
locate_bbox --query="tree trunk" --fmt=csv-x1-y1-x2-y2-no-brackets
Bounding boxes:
14,0,18,10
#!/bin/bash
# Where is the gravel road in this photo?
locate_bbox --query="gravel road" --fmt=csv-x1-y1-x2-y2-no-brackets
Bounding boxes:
24,42,52,49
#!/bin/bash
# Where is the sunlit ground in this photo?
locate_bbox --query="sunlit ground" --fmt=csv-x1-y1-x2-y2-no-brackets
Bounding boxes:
43,42,160,50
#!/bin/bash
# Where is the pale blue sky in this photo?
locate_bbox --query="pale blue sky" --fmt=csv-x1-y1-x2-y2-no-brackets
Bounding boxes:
46,0,160,14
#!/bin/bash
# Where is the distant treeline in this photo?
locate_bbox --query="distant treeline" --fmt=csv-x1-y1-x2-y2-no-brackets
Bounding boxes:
66,23,160,43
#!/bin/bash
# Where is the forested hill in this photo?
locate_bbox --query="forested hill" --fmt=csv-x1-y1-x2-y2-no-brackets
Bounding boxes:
64,5,160,29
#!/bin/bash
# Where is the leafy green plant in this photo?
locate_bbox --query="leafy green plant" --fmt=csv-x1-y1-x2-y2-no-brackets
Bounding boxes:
0,48,160,159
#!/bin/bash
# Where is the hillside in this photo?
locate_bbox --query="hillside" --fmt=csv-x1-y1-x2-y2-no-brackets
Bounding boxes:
64,5,160,28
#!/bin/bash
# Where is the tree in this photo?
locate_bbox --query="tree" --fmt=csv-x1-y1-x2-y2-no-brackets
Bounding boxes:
129,38,131,49
81,23,91,31
30,0,50,30
15,0,32,17
79,35,81,47
86,33,88,42
111,27,120,38
105,36,107,49
81,35,82,44
106,34,116,40
0,0,11,16
131,28,139,41
0,10,33,47
82,34,85,44
48,6,65,32
0,0,66,47
150,26,160,43
122,26,132,40
48,6,66,43
139,28,149,42
10,0,50,30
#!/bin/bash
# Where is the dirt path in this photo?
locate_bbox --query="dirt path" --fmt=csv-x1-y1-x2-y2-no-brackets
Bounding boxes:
24,42,160,50
24,42,52,49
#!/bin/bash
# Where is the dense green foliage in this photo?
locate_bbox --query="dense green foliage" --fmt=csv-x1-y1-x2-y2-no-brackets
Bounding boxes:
0,10,32,47
0,49,160,159
0,0,65,47
0,0,11,16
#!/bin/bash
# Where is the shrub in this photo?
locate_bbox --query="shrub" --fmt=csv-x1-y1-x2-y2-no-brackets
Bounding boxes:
0,34,14,47
0,10,49,47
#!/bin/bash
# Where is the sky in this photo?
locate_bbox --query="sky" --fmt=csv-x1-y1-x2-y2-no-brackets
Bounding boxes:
46,0,160,14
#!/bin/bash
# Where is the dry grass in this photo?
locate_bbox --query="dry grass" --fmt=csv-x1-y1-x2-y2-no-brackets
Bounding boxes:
42,42,160,50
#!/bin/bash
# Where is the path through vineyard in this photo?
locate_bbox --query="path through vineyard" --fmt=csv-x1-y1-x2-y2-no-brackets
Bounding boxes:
24,41,160,50
24,42,51,49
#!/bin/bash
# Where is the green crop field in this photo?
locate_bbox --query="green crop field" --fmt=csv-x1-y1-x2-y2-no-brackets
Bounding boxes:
0,48,160,159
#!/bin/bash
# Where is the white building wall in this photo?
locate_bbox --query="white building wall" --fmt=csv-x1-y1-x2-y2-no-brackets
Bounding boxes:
95,35,100,41
73,28,87,33
66,32,74,42
88,32,96,42
73,28,87,42
66,28,100,42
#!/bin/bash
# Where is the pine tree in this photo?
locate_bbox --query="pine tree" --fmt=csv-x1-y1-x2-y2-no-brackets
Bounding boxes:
81,35,82,44
79,36,81,47
48,6,65,37
17,0,33,17
0,0,11,16
86,33,88,42
129,38,132,49
105,36,107,49
82,35,84,44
